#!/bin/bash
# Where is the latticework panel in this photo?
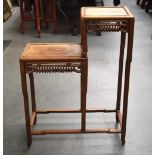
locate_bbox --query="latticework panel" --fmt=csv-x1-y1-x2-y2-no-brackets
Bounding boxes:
88,20,128,32
26,62,82,73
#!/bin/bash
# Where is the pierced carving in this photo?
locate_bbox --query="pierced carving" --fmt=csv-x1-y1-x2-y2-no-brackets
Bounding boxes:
88,20,128,32
26,62,82,73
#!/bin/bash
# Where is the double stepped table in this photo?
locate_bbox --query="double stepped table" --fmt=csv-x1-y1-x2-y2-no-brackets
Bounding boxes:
20,6,134,147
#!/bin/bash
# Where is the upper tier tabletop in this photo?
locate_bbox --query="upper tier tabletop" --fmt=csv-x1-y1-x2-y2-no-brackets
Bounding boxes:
81,6,134,19
20,43,82,62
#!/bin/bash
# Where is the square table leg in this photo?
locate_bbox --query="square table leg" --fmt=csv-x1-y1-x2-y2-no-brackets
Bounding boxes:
34,0,41,37
81,60,88,131
116,31,126,122
29,73,37,124
19,0,24,34
121,19,134,145
20,61,32,147
51,0,57,34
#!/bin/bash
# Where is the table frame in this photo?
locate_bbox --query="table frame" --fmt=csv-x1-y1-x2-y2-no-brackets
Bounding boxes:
80,6,134,145
20,6,134,147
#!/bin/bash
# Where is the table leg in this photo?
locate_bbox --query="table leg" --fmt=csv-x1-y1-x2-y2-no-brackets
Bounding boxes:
20,62,32,147
19,0,24,34
44,0,49,29
33,3,37,29
121,19,134,145
51,0,57,33
81,60,88,131
116,31,126,122
34,0,41,37
38,0,42,29
29,73,37,124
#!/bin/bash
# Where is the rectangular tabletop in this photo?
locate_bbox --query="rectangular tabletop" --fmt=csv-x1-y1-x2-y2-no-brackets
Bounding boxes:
81,6,134,19
20,43,82,62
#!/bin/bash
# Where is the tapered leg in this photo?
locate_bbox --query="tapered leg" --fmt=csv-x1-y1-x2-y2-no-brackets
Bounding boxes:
121,19,134,145
29,73,37,124
121,59,131,145
20,61,32,147
116,31,126,122
34,0,41,37
19,0,24,34
33,3,37,29
38,0,42,29
51,0,57,34
44,0,49,29
81,59,88,132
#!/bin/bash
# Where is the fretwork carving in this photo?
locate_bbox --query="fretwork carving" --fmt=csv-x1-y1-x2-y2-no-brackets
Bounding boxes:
88,20,128,32
26,62,82,73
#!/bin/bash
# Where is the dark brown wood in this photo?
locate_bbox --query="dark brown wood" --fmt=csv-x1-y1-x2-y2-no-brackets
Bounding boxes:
81,60,88,131
19,0,41,36
33,1,37,30
34,0,40,37
80,18,88,57
51,0,57,33
80,17,88,132
29,73,37,124
121,18,134,145
20,61,32,147
43,0,57,34
38,0,41,29
36,108,116,114
19,0,24,34
116,31,126,122
44,0,49,28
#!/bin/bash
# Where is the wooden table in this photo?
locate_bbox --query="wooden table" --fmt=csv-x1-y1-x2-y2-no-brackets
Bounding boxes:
20,42,88,147
80,6,135,144
20,6,134,147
